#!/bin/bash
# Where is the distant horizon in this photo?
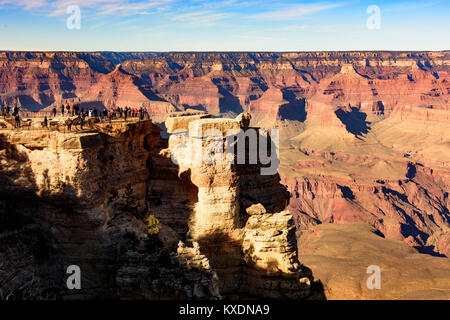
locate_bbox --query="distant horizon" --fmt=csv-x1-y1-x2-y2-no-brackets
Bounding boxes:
1,49,449,53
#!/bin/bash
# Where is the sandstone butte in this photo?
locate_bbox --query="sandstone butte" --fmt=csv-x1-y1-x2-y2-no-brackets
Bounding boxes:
0,51,449,300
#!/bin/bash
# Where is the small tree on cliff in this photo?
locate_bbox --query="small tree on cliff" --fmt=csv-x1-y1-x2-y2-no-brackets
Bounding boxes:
147,214,160,236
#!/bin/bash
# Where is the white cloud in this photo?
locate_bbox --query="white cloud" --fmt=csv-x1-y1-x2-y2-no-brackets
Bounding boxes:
234,34,288,41
97,0,172,16
249,2,346,21
280,24,311,31
47,1,121,17
188,0,258,10
384,1,442,12
0,0,48,9
171,10,233,25
1,0,173,17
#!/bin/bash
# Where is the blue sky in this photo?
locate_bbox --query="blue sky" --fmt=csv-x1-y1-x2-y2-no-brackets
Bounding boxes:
0,0,448,51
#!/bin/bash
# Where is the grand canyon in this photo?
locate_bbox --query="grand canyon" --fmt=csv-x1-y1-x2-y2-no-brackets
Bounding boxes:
0,51,449,300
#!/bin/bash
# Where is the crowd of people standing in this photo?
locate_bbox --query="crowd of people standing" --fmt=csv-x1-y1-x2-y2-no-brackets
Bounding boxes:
106,106,149,121
1,104,21,127
2,102,151,131
56,104,149,121
60,104,150,132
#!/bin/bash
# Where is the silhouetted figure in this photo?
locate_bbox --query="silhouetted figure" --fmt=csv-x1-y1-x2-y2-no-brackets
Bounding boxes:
61,105,65,116
14,114,20,128
42,116,48,128
66,118,72,132
53,107,57,117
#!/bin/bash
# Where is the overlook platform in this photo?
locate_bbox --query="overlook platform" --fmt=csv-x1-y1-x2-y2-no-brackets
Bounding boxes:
0,115,153,135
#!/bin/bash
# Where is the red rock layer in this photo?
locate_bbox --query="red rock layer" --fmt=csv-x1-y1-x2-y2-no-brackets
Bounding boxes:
1,51,448,120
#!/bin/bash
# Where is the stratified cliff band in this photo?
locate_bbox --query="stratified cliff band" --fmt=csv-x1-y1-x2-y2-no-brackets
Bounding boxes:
0,116,322,299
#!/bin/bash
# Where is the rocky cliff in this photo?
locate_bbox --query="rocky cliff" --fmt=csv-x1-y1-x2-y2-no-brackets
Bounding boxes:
148,114,318,299
0,116,321,300
0,120,219,299
1,51,448,119
1,51,449,298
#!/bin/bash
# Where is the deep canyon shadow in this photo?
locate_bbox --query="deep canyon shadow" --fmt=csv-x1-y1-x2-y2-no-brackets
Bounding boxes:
335,107,371,138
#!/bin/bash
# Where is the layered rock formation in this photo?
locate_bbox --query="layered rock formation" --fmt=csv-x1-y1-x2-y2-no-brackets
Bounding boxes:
0,52,171,114
0,120,219,299
147,115,318,299
1,50,449,299
0,116,320,300
277,62,450,257
1,51,448,120
298,223,450,300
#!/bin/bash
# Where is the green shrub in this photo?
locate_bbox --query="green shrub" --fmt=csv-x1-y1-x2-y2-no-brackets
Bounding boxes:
147,214,160,235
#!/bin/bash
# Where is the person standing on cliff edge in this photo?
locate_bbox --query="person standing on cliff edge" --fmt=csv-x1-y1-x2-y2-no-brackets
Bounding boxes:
80,114,85,130
14,114,20,128
66,118,72,132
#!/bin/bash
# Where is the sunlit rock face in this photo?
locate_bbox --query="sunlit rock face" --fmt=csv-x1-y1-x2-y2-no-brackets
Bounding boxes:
0,117,321,300
1,51,448,120
146,114,319,299
0,120,220,299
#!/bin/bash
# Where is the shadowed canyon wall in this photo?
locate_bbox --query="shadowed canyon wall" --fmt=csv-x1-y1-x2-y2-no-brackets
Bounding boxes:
0,118,322,300
0,120,219,299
